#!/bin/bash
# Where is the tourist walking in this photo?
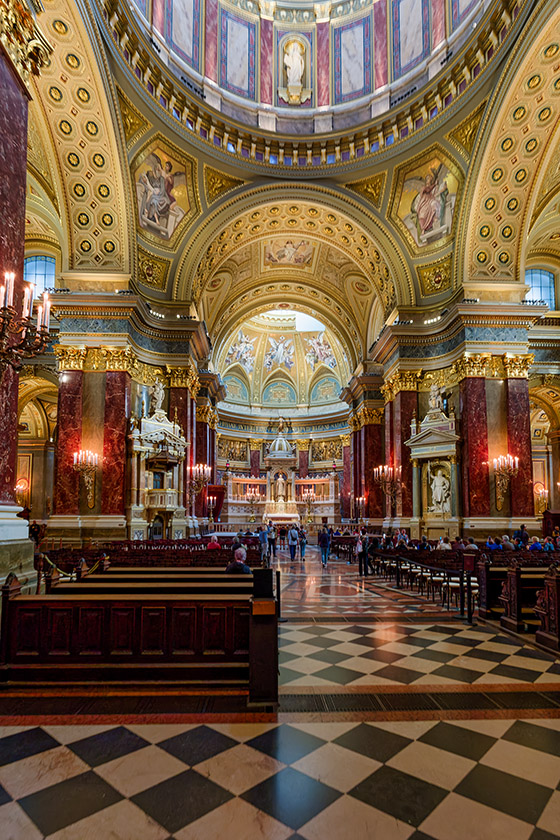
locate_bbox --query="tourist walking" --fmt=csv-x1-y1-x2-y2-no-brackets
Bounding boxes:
279,525,287,549
287,523,299,561
267,521,277,559
318,526,330,568
299,527,307,561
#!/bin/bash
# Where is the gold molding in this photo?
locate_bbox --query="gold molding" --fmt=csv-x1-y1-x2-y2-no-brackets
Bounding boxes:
116,86,150,148
204,165,244,205
295,438,310,450
196,404,218,429
340,434,351,447
381,371,422,403
445,100,487,159
54,345,166,384
0,0,51,88
137,245,171,291
346,173,386,209
417,254,452,296
249,438,263,450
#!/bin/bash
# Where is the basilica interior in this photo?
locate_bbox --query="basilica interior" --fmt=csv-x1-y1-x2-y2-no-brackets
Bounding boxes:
2,0,560,837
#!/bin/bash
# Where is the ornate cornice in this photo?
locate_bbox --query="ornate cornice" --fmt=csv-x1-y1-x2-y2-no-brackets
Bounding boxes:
295,439,310,450
340,434,351,447
166,360,201,398
0,0,51,89
54,344,166,384
249,438,263,450
449,352,534,382
348,406,384,429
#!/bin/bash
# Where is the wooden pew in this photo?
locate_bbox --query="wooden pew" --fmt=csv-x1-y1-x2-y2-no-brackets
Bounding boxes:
499,563,548,633
534,565,560,653
0,570,278,708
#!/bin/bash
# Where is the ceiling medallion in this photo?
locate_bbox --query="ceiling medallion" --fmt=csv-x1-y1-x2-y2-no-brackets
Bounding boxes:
484,196,496,211
67,152,80,167
538,106,552,122
79,240,92,252
65,53,80,70
52,20,68,35
506,197,519,212
476,251,488,264
101,213,113,227
77,212,89,226
77,88,90,103
501,137,514,152
527,74,542,90
544,44,559,58
49,86,62,102
97,184,110,199
479,224,491,238
103,241,115,253
59,120,72,136
525,138,538,154
73,183,86,198
85,121,99,136
512,105,526,121
92,153,105,168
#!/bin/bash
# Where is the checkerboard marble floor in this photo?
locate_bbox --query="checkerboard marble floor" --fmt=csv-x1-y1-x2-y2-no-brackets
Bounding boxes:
2,718,560,839
278,623,560,688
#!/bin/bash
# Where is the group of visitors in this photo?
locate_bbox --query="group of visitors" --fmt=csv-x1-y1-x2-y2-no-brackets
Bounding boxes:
257,522,308,564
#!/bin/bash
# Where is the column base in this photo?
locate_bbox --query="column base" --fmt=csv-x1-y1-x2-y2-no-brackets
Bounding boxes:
0,505,35,582
47,515,127,545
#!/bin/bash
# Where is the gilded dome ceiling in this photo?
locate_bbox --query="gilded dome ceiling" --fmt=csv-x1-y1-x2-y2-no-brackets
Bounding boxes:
216,309,350,417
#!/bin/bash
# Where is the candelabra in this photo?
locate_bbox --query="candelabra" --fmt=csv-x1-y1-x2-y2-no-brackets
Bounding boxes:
73,450,99,509
373,464,402,503
535,486,549,516
186,463,211,508
493,453,519,511
355,495,366,522
302,488,315,523
246,488,259,522
0,272,52,372
207,493,216,524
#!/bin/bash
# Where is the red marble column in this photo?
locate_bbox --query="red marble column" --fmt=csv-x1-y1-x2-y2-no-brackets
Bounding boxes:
317,21,330,106
459,377,490,517
298,447,309,479
352,429,362,503
169,387,190,509
101,372,131,515
506,378,534,517
54,372,83,515
0,49,29,506
384,400,394,517
341,441,351,518
250,447,260,477
393,391,417,518
195,414,210,516
373,0,388,89
205,0,219,82
362,424,383,519
260,17,273,105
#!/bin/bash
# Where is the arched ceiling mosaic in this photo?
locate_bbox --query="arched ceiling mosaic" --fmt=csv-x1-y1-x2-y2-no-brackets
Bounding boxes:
460,3,560,294
28,0,132,274
216,311,350,416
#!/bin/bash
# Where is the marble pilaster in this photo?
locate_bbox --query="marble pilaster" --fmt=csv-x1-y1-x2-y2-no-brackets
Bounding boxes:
362,423,383,519
373,0,388,89
506,377,534,517
317,21,330,106
260,17,273,105
53,372,83,515
393,390,417,518
101,371,131,515
205,0,219,82
341,440,351,519
459,377,490,517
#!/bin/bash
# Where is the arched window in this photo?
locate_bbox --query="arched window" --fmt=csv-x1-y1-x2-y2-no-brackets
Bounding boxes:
23,255,56,295
525,268,556,309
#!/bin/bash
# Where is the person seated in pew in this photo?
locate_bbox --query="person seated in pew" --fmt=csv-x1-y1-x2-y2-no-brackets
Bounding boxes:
501,535,515,551
418,535,431,551
529,536,543,551
513,537,523,550
226,547,252,574
466,538,479,551
439,536,452,550
207,536,221,550
543,536,556,553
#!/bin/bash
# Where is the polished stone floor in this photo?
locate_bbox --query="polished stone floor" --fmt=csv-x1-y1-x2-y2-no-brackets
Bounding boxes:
274,546,458,619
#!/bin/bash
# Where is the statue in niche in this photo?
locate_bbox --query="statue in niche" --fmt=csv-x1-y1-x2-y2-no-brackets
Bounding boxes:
275,473,286,501
284,40,304,88
279,39,311,106
150,378,165,414
427,461,451,514
277,416,286,434
428,381,444,412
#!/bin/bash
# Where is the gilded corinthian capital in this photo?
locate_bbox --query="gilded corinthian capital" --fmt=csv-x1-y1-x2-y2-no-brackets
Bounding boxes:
0,0,51,87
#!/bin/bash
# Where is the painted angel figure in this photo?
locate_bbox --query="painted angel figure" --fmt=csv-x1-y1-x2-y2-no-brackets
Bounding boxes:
226,330,256,373
264,336,294,370
405,163,451,244
306,332,336,370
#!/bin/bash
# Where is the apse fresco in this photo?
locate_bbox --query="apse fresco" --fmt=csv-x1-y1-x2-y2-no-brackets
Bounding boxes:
392,152,461,251
264,239,314,266
223,375,249,403
262,380,298,405
264,335,295,371
133,141,196,241
225,330,256,373
305,332,337,370
310,377,341,403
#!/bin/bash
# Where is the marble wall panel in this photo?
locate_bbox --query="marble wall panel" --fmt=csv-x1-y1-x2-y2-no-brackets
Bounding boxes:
250,448,260,477
459,377,490,517
384,400,394,516
166,0,201,71
432,0,446,46
317,21,330,106
101,372,131,516
506,378,534,517
341,443,351,518
54,373,83,515
153,0,165,34
451,0,479,30
219,8,256,100
362,424,383,518
333,14,372,104
205,0,219,81
392,0,430,78
0,52,28,506
298,448,309,479
82,373,106,516
393,391,416,518
261,17,273,105
373,0,388,89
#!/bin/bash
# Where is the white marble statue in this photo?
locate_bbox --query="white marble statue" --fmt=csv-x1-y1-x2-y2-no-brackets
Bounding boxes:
427,462,451,514
275,473,286,501
428,381,444,412
150,378,165,414
284,40,304,88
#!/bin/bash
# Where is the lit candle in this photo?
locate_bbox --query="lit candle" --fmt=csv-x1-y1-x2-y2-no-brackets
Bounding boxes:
5,272,14,308
22,287,30,319
493,458,497,471
42,293,50,329
0,285,5,309
74,452,77,465
37,304,43,329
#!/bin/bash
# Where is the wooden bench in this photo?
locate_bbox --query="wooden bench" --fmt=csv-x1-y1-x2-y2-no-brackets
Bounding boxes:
0,571,278,708
534,565,560,653
499,563,548,633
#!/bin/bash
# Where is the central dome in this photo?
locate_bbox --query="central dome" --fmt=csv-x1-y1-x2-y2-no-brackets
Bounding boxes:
127,0,494,134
